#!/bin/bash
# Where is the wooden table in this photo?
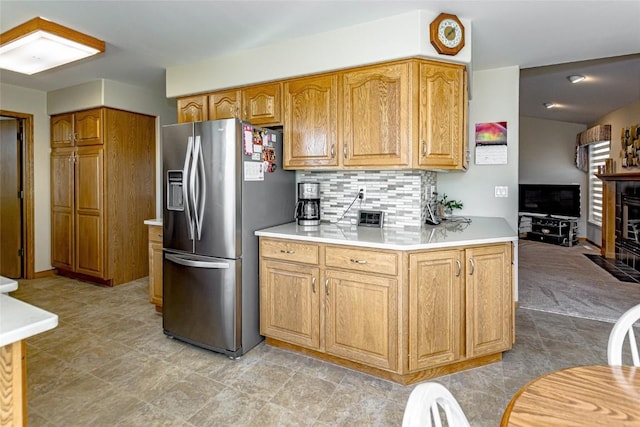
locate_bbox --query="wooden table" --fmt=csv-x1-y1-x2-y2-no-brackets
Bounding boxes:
501,365,640,426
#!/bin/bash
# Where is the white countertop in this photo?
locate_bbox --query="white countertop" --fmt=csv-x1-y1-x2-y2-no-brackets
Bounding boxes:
0,276,18,293
144,218,162,226
255,216,517,250
0,294,58,347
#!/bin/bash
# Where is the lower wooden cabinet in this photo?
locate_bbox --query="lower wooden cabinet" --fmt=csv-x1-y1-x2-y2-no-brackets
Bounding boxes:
259,237,513,384
147,225,163,312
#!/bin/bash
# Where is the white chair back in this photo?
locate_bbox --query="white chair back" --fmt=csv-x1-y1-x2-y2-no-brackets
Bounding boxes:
608,303,640,366
402,382,470,427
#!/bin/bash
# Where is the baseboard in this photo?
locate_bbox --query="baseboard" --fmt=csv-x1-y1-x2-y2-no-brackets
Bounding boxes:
32,269,55,279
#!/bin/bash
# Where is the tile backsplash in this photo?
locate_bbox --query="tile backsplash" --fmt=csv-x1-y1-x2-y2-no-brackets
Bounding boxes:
297,170,437,228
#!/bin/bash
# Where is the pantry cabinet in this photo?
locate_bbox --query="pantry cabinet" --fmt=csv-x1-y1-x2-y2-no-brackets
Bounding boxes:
50,107,155,286
259,236,513,384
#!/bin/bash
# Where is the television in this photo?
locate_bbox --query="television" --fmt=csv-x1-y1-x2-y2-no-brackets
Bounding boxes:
519,184,581,218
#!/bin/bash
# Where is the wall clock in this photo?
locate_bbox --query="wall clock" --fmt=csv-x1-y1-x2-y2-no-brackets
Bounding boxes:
429,13,465,56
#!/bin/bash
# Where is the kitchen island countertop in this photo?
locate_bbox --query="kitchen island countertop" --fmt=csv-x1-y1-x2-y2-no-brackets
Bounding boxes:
255,216,517,251
0,276,18,293
0,294,58,347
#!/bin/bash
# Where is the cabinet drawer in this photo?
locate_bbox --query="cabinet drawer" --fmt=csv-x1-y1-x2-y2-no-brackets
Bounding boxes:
148,225,163,243
325,246,398,276
260,239,319,264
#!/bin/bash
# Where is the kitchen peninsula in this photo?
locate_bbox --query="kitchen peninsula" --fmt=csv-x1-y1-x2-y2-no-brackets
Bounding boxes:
1,281,58,425
256,217,516,384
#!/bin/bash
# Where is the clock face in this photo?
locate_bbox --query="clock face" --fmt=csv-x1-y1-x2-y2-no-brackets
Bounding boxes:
429,13,465,55
438,19,463,48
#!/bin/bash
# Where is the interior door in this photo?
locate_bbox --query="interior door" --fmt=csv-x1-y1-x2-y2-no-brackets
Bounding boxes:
0,119,22,278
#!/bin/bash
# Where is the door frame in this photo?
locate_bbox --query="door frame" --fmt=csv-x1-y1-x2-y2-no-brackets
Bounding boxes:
0,110,34,279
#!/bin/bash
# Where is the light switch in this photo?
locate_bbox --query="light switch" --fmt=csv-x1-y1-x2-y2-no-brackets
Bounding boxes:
495,186,509,198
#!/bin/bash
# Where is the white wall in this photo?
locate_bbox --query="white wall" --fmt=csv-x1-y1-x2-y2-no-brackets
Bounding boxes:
438,66,520,233
0,80,176,274
0,83,51,272
519,117,588,236
166,10,471,97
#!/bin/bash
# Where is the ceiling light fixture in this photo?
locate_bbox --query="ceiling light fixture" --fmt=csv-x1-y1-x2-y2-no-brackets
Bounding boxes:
567,75,586,84
0,17,105,75
543,102,557,109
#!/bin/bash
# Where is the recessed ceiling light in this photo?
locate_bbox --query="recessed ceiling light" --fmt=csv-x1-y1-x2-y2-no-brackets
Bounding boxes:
567,75,586,84
543,102,557,109
0,17,105,75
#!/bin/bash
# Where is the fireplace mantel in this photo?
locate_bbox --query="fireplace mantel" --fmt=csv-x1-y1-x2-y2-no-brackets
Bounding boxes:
599,172,640,181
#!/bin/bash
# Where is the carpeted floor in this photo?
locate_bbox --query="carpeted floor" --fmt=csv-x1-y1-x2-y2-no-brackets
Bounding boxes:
518,239,640,323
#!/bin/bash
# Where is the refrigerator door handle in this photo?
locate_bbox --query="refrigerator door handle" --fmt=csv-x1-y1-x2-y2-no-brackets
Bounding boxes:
165,253,230,269
193,135,206,240
188,136,198,240
183,136,195,240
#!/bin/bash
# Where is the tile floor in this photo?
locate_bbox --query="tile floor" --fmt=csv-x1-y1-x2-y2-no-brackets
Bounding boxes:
11,275,614,427
584,253,640,283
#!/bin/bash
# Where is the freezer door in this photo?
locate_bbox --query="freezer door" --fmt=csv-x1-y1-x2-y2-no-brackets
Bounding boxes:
194,119,241,258
162,251,241,355
163,123,195,253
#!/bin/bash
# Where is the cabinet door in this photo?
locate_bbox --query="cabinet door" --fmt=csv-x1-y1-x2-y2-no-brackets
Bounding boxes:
242,82,282,126
75,146,104,278
408,250,463,371
148,226,163,307
74,108,103,146
260,260,320,350
209,90,240,120
50,148,75,270
283,74,338,169
177,95,209,123
51,114,74,148
417,61,465,169
342,62,411,167
465,244,513,358
325,269,398,371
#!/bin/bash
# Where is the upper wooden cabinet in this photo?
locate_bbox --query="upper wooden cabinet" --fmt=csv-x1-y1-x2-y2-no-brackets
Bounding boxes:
51,108,103,148
417,61,466,169
177,95,209,123
342,62,411,168
208,89,240,120
283,74,338,168
241,82,282,126
175,58,466,170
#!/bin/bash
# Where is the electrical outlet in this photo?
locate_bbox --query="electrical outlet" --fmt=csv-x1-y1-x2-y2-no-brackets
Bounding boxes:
358,186,366,201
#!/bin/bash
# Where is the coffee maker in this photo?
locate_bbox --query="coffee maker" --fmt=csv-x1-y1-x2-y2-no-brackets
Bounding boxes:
295,182,320,226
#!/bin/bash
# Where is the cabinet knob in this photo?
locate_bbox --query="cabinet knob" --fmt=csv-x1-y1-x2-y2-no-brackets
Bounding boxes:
455,259,461,277
422,141,427,157
325,279,329,296
311,277,316,293
280,249,295,254
350,258,367,264
330,143,335,159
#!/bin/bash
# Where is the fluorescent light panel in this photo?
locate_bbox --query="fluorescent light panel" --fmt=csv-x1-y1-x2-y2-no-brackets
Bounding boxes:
0,17,104,75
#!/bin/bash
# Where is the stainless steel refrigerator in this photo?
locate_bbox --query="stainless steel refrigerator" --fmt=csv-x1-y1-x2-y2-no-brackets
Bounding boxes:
162,118,295,357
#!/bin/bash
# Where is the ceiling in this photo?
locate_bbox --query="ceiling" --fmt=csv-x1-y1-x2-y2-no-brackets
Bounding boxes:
1,1,639,125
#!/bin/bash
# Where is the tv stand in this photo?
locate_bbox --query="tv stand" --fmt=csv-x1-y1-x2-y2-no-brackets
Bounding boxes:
525,216,578,247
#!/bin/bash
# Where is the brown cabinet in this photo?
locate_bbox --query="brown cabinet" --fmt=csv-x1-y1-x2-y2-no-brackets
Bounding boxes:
283,74,338,168
0,341,26,426
177,95,209,123
208,89,240,120
342,62,411,168
260,239,399,373
259,237,513,384
148,225,163,312
417,61,467,169
408,243,513,372
241,82,282,126
50,108,155,286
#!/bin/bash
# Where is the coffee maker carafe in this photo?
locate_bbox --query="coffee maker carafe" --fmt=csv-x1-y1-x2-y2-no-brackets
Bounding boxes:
295,182,320,226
